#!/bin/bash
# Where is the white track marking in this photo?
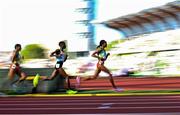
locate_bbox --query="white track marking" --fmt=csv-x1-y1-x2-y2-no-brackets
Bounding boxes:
1,101,180,106
98,103,114,109
1,98,180,103
1,106,180,110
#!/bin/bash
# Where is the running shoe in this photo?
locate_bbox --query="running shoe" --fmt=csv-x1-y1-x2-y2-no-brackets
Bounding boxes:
66,89,78,94
33,74,40,88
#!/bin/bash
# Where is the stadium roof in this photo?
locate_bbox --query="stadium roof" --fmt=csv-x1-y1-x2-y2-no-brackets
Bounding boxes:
103,1,180,37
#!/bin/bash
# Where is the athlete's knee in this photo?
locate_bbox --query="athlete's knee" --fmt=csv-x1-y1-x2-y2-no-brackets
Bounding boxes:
21,73,26,77
20,73,26,79
109,73,112,77
108,74,113,79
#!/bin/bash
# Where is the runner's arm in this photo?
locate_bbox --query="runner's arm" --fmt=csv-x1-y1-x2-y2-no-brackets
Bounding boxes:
50,50,57,57
104,53,110,60
64,54,68,62
91,49,101,60
11,51,17,62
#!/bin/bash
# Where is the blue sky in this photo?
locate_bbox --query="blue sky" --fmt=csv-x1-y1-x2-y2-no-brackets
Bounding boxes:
0,0,175,51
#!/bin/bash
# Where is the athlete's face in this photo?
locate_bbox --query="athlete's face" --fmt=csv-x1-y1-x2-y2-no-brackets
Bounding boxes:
102,42,107,48
16,46,21,51
60,43,66,49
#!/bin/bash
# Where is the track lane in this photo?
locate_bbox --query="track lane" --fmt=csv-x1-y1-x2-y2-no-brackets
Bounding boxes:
1,95,180,114
1,77,180,114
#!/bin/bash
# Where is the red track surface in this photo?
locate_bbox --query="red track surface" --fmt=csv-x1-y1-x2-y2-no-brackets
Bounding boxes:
1,77,180,114
1,95,180,114
72,77,180,90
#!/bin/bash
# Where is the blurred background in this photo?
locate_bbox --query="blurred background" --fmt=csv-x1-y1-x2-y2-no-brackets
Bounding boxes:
0,0,180,77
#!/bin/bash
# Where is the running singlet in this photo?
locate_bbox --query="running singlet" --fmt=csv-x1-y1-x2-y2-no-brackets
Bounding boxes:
96,48,107,66
56,51,66,62
12,51,22,64
55,51,66,69
98,48,107,60
11,51,22,70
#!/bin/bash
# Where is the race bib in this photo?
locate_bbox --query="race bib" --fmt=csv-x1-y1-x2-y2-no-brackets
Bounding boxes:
55,63,60,68
12,64,16,69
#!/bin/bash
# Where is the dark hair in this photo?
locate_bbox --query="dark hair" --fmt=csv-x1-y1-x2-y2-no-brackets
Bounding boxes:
14,44,21,49
55,49,60,55
99,40,107,46
97,40,107,48
59,41,66,50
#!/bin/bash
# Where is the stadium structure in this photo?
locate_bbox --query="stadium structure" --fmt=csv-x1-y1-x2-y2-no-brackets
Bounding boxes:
104,1,180,37
96,1,180,76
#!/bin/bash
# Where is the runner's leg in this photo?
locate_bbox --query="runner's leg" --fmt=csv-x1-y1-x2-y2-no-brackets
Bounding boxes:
100,65,116,88
58,68,70,89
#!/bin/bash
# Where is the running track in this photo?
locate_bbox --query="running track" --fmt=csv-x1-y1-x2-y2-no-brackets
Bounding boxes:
1,95,180,114
1,77,180,114
72,77,180,90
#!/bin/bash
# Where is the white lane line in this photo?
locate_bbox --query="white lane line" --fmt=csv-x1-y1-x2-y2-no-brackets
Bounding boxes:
98,103,114,109
98,106,111,109
101,103,114,106
1,106,180,110
1,101,180,106
1,95,180,100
